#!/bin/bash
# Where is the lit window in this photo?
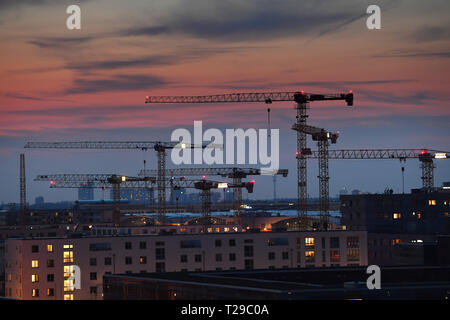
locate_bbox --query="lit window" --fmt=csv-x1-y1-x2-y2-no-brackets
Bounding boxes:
224,227,230,232
63,251,74,263
31,274,39,283
305,237,315,247
347,248,360,261
32,289,39,297
393,213,402,219
31,260,39,268
47,288,54,297
64,265,74,278
64,294,74,300
47,244,54,252
64,279,75,292
445,212,449,218
391,239,402,246
305,250,315,263
428,200,436,206
63,244,73,249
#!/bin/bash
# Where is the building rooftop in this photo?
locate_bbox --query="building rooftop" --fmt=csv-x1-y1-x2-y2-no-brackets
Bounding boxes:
104,266,450,300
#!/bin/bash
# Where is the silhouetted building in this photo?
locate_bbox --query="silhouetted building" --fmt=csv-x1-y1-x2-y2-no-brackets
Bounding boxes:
341,187,450,266
78,182,94,201
35,196,44,206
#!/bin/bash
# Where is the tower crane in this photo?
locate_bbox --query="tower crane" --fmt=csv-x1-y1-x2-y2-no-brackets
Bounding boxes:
145,90,354,226
25,141,216,222
303,149,449,189
35,174,254,226
292,124,338,229
139,167,288,217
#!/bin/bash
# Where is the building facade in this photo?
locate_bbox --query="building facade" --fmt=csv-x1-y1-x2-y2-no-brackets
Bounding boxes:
4,229,367,300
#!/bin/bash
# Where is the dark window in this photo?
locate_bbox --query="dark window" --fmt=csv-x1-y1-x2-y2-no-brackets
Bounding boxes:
244,259,254,270
125,257,132,265
89,258,97,266
322,238,326,249
47,274,54,282
156,262,165,272
89,243,112,251
180,240,201,248
156,248,165,260
125,242,132,250
267,238,289,246
31,245,39,253
47,259,54,268
229,239,236,247
229,253,236,261
268,252,275,260
330,237,340,249
90,287,97,294
104,257,112,265
180,255,188,263
195,254,202,262
139,241,147,249
282,251,289,260
244,245,253,257
90,272,97,280
215,254,222,262
215,239,222,247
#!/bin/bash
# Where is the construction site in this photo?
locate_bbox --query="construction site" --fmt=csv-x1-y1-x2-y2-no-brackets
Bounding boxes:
2,88,449,301
6,90,448,232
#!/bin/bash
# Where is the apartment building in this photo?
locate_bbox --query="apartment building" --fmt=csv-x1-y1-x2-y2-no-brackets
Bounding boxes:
4,230,367,300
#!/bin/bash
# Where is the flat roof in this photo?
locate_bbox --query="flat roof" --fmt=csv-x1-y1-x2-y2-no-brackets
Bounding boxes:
105,265,450,292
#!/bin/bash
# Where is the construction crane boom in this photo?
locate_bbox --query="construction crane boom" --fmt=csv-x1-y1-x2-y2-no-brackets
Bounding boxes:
145,91,353,105
25,141,206,150
304,149,449,189
304,149,448,159
139,167,288,178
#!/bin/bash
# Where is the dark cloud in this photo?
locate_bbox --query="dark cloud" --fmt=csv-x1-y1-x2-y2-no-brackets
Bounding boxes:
372,49,450,59
122,1,367,42
28,36,95,49
206,79,414,91
67,55,178,71
120,26,170,37
409,24,450,43
4,92,45,101
0,0,90,10
63,74,168,94
4,92,73,103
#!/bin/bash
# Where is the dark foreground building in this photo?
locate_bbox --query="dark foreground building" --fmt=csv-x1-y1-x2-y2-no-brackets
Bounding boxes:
103,266,450,300
340,187,450,266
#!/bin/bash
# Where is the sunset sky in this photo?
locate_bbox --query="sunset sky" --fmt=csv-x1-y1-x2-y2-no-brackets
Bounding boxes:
1,0,449,203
